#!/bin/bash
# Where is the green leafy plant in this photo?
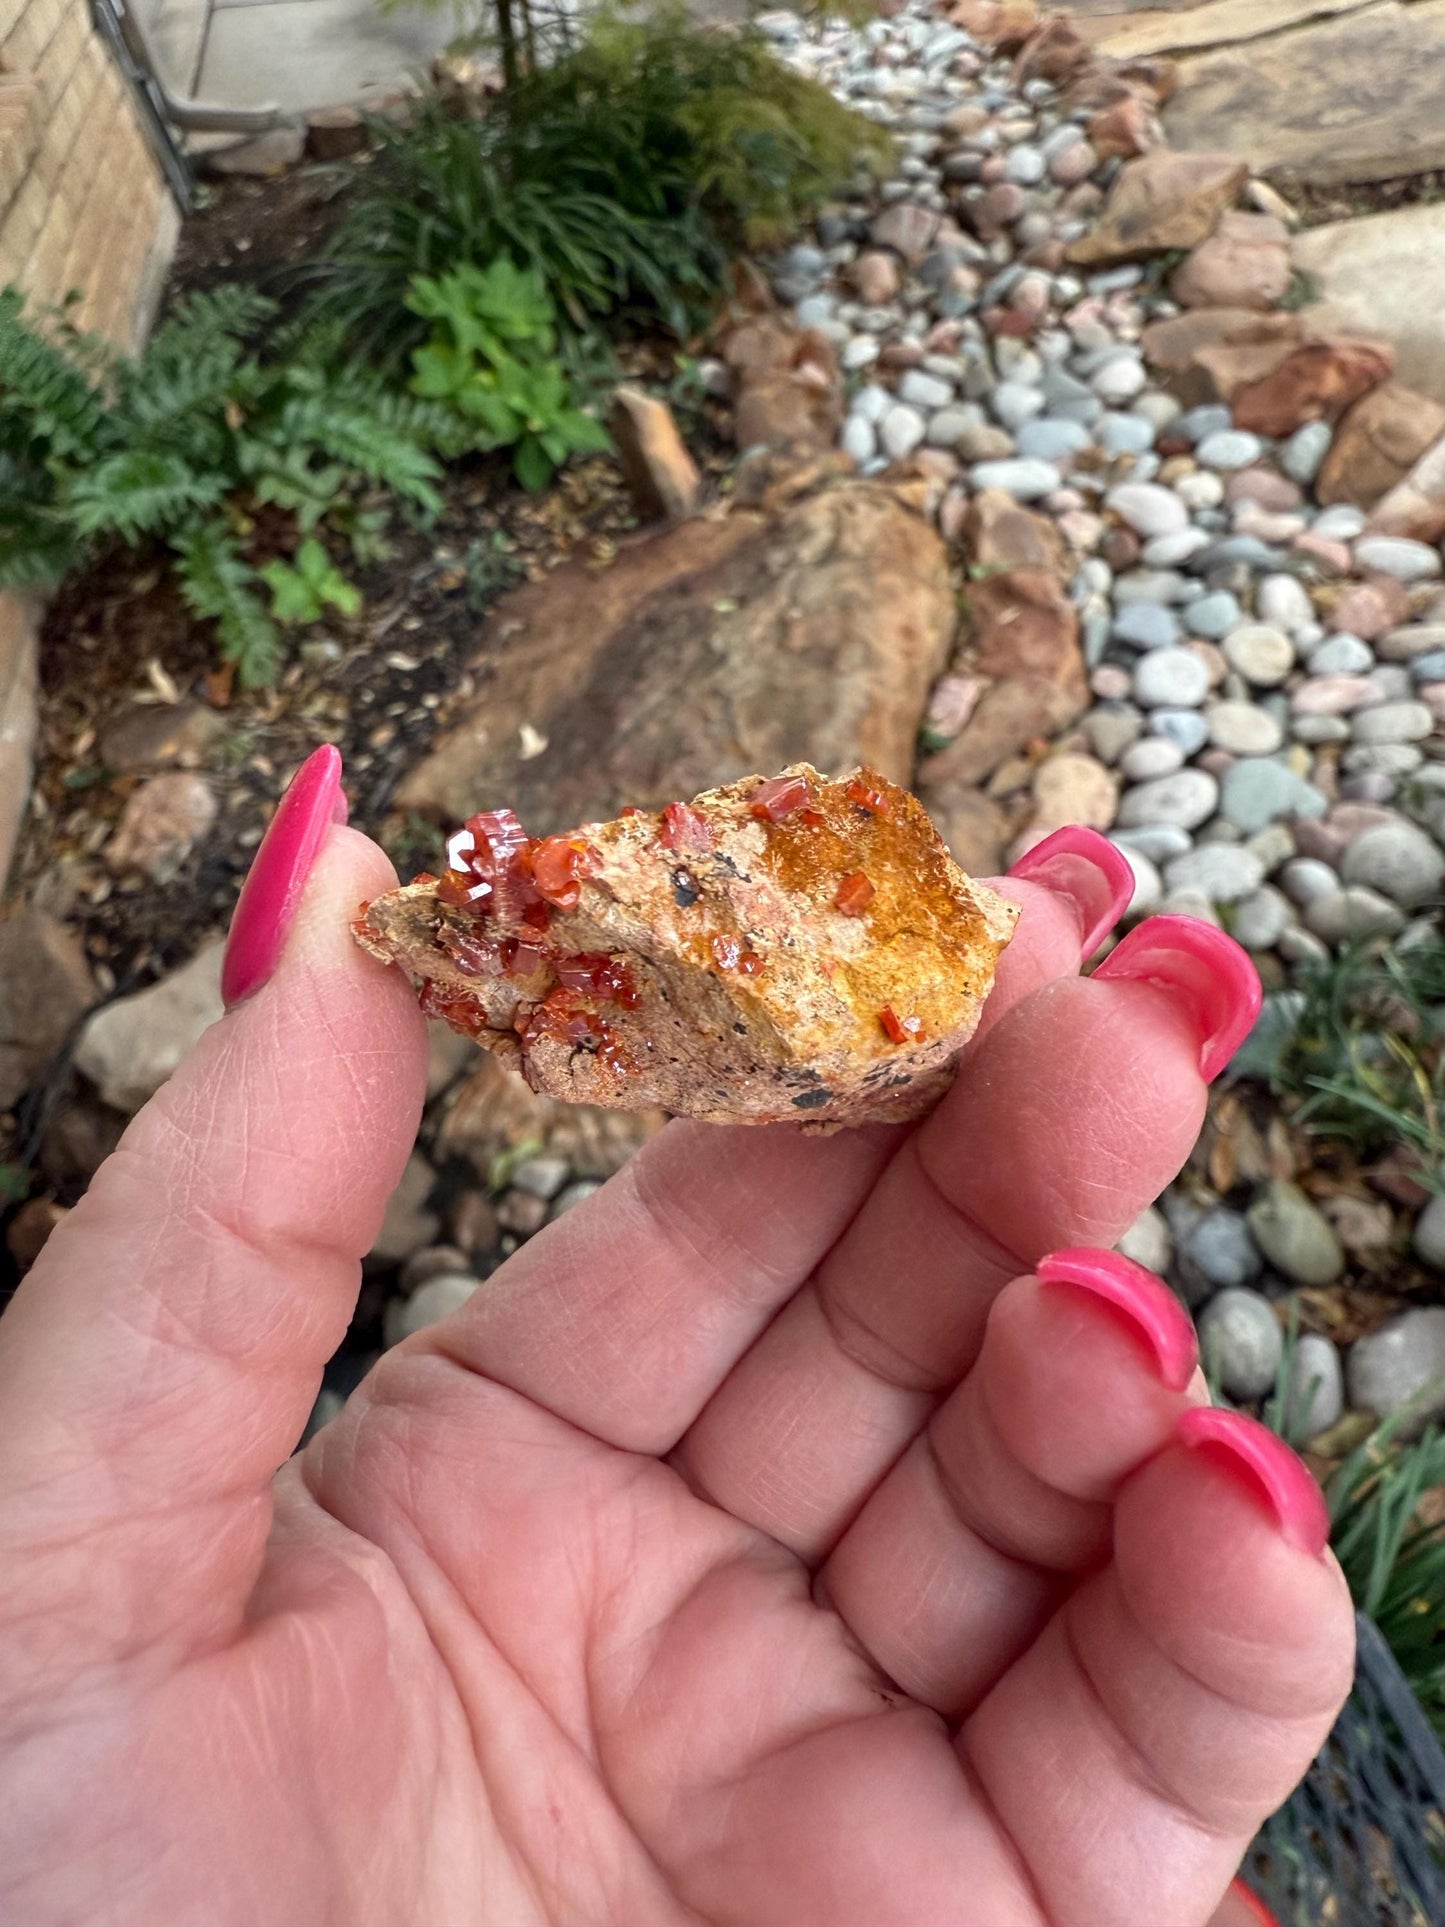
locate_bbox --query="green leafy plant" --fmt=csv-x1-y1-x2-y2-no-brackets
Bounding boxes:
0,286,443,685
406,261,610,488
1268,932,1445,1186
259,536,363,624
314,7,890,356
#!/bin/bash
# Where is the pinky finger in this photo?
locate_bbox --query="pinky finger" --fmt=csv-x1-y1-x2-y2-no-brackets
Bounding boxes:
961,1412,1355,1927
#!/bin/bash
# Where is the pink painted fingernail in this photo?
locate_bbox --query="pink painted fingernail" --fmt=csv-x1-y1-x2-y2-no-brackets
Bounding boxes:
1038,1247,1197,1392
1009,826,1135,957
1092,914,1261,1081
1178,1408,1330,1557
222,745,347,1008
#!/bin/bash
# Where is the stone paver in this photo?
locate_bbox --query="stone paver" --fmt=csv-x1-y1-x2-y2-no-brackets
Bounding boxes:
1082,0,1374,59
1293,204,1445,407
1160,1,1445,185
197,0,451,113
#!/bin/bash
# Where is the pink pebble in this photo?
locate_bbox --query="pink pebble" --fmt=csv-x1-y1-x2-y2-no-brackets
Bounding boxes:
1091,664,1132,699
1291,675,1385,716
1420,682,1445,721
1292,532,1352,576
1330,578,1414,638
1226,467,1304,512
1187,639,1228,685
1057,510,1105,550
1232,503,1306,542
1292,818,1350,866
1330,802,1402,840
924,320,964,354
937,489,969,545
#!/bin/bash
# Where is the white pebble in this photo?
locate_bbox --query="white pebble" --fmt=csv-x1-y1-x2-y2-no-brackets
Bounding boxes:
1353,536,1443,582
1256,574,1314,633
1207,700,1283,755
1224,625,1295,687
1106,482,1189,539
1133,647,1210,709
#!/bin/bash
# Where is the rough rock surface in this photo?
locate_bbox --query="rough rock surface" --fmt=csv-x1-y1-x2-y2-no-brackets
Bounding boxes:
397,472,956,831
1317,385,1445,508
0,907,97,1107
609,389,703,522
73,941,224,1114
1066,149,1248,264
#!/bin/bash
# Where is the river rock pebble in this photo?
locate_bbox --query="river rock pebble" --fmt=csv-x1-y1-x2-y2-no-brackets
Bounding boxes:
1208,701,1283,755
1223,626,1295,687
1247,1181,1345,1285
1281,1334,1345,1445
1346,1308,1445,1433
1340,820,1445,908
1117,769,1219,832
1198,1287,1283,1400
1133,648,1209,709
1181,1207,1262,1292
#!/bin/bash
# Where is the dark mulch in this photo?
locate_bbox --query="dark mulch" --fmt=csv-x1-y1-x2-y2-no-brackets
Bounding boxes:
1282,167,1445,229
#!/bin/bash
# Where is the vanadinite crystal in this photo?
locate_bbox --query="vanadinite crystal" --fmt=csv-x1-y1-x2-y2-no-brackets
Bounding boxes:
844,776,890,816
879,1005,924,1044
835,871,875,916
438,807,535,914
749,773,818,822
659,801,714,853
530,835,602,910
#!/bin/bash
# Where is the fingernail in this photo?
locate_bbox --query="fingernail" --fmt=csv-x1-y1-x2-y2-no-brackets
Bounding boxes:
1178,1408,1330,1557
1092,914,1261,1082
1038,1247,1197,1392
1009,826,1135,957
222,745,346,1008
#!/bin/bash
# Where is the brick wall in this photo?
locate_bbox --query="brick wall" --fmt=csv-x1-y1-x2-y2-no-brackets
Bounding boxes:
0,5,181,889
1,0,179,348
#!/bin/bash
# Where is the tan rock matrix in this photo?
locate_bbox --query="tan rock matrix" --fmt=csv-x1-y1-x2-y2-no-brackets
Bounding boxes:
355,766,1017,1130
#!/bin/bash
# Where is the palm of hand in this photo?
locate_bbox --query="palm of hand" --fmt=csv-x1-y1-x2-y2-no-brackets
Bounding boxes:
0,833,1352,1927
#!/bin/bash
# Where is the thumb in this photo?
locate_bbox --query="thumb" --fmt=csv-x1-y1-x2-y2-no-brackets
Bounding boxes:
0,752,426,1665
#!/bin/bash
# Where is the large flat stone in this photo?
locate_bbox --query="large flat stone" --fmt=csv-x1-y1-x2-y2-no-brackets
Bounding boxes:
1163,2,1445,186
1293,203,1445,404
1088,0,1374,59
396,472,955,832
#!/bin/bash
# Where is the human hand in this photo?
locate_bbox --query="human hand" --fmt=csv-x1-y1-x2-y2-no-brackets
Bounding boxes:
0,749,1355,1926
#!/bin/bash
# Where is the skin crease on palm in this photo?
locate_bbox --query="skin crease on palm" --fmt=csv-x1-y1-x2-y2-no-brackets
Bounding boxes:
0,824,1355,1927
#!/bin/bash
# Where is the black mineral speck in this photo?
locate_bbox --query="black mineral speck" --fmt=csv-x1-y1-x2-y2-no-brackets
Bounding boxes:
792,1088,833,1110
672,867,701,907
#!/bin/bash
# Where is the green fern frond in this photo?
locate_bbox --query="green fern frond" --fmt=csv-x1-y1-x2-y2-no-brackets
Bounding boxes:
172,519,283,688
0,495,85,589
0,285,109,461
279,395,444,512
156,285,278,351
66,450,229,544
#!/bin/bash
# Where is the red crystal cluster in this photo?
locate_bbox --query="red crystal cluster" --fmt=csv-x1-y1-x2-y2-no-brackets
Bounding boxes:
437,808,602,926
835,871,875,917
429,806,634,1071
